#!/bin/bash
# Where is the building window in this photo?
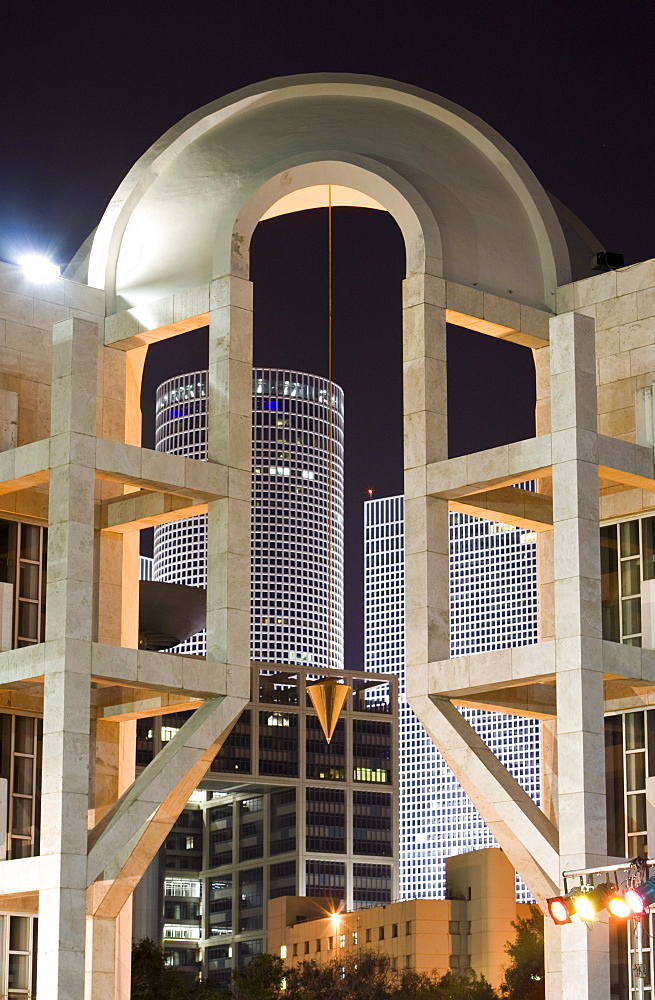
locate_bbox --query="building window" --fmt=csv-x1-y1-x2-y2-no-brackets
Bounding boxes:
406,921,411,935
392,923,398,938
304,942,309,955
365,929,371,943
292,944,298,957
378,926,384,941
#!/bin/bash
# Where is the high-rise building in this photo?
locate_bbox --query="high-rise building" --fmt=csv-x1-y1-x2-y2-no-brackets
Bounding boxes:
364,495,540,901
153,368,344,669
139,369,397,982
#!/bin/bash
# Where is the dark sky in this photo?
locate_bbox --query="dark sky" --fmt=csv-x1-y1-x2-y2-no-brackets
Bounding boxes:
2,1,654,664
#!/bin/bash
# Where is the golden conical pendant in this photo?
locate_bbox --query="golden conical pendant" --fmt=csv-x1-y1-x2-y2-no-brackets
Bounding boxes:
307,678,351,743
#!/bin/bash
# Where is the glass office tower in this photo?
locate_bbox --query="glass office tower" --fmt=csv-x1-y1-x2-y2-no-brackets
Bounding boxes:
154,369,344,669
364,495,540,901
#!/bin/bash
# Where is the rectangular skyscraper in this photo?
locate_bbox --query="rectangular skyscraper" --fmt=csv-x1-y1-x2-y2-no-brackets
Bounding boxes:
364,496,540,900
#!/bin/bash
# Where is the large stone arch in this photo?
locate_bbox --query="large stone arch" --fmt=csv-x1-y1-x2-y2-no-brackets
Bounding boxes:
85,74,571,313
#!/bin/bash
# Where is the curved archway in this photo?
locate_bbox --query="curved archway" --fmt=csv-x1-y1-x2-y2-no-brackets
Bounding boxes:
85,74,571,312
224,157,442,281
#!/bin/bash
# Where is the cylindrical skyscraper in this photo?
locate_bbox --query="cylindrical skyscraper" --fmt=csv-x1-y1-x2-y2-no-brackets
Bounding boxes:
153,368,344,669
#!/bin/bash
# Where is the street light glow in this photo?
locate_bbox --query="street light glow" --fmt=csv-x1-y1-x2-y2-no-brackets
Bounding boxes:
19,254,60,283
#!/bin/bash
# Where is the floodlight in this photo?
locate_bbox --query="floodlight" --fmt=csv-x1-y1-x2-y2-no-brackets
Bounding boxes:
19,254,60,283
624,879,655,916
572,882,616,921
607,892,633,919
546,896,573,925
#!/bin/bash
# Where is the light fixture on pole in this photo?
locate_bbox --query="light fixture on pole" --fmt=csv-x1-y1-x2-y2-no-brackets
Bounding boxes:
307,185,351,743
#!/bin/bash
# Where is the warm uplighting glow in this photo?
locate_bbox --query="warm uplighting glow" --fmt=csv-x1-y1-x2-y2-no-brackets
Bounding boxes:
19,254,60,283
260,184,386,221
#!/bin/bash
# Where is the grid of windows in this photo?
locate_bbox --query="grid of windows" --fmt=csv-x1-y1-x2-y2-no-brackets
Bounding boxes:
153,368,344,670
364,495,540,903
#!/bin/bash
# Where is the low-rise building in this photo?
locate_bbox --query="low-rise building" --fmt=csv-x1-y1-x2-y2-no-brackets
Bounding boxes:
268,847,531,990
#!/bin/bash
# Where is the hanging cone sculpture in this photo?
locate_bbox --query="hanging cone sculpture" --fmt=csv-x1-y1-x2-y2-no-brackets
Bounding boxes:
308,678,351,744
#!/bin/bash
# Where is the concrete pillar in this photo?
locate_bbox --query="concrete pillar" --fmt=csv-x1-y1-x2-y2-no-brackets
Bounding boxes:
37,317,98,1000
550,311,609,1000
402,271,449,669
206,274,252,670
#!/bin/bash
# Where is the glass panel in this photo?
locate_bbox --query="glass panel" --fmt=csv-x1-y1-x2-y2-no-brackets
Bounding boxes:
605,715,625,857
7,954,29,991
648,710,655,777
622,598,641,637
11,797,31,836
626,712,646,750
13,716,34,755
621,559,641,598
643,517,655,581
13,756,33,796
17,602,38,641
627,794,647,834
9,916,30,952
627,752,646,792
600,525,620,642
19,525,40,563
623,636,642,647
18,564,38,601
11,838,31,859
620,520,640,557
0,521,17,584
628,834,648,859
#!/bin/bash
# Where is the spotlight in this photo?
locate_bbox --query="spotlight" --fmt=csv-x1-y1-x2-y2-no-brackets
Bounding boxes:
546,896,574,925
607,891,633,919
624,879,655,916
19,254,60,283
572,882,616,921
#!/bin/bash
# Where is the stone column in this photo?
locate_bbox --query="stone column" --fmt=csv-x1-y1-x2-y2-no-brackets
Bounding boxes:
206,274,252,671
37,317,98,1000
403,271,449,672
550,311,609,1000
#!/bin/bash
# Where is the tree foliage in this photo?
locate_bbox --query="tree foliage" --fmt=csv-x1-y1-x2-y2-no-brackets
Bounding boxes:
131,938,221,1000
233,951,497,1000
499,906,545,1000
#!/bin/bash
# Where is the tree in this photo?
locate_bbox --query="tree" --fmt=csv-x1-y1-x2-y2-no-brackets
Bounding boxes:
231,953,285,1000
131,938,222,1000
435,969,498,1000
499,906,545,1000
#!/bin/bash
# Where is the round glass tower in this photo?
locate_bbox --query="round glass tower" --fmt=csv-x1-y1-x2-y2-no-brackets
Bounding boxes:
153,368,344,670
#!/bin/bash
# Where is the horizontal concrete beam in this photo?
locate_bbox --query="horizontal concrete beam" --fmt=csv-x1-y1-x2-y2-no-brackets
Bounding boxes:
423,641,556,700
95,439,230,500
446,281,551,348
427,435,552,499
597,434,655,490
91,644,230,699
0,643,45,686
98,490,207,532
93,687,203,721
451,486,552,531
0,440,49,494
453,683,556,720
105,285,210,350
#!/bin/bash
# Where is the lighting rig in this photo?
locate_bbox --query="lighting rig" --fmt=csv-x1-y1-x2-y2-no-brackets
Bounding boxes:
547,858,655,999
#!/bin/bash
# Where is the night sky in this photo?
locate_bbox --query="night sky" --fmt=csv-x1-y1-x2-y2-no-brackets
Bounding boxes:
2,1,654,664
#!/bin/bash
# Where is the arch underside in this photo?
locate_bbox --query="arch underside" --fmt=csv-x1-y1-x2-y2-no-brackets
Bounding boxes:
85,76,571,312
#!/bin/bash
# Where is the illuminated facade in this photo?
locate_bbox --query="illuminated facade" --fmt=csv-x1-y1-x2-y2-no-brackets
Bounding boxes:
153,368,344,669
364,496,540,901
